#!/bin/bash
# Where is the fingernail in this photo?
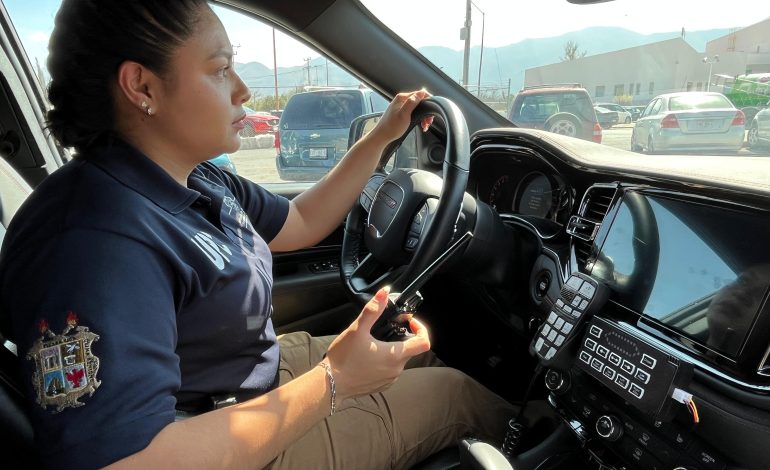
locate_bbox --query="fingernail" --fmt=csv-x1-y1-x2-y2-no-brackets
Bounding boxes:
377,286,391,301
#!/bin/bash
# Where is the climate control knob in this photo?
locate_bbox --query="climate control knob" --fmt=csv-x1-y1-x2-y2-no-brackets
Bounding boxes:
595,415,623,441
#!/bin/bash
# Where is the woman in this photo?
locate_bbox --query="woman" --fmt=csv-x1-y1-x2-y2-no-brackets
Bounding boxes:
0,1,515,468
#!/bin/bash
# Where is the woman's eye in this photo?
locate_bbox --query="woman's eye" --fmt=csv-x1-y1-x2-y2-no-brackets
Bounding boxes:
219,66,230,78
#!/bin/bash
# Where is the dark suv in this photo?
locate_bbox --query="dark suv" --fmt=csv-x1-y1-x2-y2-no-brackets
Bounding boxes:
275,88,389,181
508,84,602,143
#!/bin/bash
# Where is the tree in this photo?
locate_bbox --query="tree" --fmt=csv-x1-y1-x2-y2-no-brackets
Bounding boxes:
561,40,587,61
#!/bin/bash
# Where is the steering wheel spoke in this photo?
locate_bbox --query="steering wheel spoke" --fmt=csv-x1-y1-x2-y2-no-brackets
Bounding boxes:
341,97,471,307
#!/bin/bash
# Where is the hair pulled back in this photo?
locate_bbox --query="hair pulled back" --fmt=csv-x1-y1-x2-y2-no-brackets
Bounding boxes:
46,0,208,154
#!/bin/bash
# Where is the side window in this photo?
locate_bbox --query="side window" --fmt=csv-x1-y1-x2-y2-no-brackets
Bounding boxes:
650,99,663,115
642,99,657,117
370,93,389,113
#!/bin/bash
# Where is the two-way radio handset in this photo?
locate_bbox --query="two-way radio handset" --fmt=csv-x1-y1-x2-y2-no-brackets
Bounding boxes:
370,231,473,341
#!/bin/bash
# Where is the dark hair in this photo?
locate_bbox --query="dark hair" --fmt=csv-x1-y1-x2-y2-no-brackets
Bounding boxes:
46,0,209,154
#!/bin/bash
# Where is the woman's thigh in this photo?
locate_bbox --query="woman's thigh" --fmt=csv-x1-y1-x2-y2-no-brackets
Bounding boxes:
268,366,516,470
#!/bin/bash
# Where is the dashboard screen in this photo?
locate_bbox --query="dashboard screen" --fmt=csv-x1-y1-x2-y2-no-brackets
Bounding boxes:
589,191,770,357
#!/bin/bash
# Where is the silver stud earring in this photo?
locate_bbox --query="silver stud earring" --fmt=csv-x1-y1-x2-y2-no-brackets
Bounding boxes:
140,101,153,116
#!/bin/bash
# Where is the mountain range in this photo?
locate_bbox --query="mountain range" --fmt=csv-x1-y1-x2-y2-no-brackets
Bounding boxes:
235,26,732,98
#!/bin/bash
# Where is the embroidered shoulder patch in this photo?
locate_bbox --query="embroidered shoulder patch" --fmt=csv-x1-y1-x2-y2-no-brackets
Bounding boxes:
26,312,101,413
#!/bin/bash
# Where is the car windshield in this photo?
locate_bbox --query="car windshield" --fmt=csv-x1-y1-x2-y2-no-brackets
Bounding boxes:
669,94,733,110
281,90,364,130
362,0,768,156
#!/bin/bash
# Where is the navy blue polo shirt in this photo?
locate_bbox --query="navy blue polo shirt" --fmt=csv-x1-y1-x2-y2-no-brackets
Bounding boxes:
0,139,289,468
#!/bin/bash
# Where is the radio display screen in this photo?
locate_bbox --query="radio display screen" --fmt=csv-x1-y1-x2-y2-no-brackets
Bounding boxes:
589,191,770,358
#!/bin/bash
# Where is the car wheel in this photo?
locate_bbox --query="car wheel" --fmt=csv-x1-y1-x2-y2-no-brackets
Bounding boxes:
747,123,760,149
646,136,655,154
545,115,581,137
624,116,632,124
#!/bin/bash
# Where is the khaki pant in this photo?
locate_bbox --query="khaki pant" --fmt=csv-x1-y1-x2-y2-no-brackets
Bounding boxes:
268,332,517,470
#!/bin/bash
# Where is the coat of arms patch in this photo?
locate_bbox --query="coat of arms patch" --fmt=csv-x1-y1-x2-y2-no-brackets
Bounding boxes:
27,311,101,413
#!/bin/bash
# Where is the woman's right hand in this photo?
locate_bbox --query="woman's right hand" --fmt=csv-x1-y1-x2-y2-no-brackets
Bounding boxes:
323,287,431,400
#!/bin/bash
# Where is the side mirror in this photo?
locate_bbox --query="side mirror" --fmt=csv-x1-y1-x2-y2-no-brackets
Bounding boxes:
347,112,384,149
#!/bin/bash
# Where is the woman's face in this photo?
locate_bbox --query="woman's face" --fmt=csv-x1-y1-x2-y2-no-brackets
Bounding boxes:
153,6,250,163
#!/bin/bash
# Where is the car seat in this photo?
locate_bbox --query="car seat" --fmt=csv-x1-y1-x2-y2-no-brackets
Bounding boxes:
0,155,39,467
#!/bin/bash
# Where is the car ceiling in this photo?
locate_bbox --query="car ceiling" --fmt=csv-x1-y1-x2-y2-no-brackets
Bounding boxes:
216,0,512,133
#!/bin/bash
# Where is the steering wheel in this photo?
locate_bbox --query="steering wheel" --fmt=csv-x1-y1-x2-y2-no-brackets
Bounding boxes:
340,97,470,307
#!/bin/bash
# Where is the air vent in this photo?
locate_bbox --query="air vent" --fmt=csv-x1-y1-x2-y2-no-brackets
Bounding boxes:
569,185,617,271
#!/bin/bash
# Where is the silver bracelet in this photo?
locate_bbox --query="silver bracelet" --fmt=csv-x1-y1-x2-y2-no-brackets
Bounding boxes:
317,361,336,416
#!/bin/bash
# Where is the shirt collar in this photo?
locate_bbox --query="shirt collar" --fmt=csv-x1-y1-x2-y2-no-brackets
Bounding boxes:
87,138,202,214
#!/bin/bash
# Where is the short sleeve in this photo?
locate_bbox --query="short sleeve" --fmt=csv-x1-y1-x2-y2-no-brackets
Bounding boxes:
197,162,290,243
2,229,180,469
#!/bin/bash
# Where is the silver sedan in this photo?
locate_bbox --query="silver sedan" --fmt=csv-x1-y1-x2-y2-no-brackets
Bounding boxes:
631,92,746,153
747,103,770,150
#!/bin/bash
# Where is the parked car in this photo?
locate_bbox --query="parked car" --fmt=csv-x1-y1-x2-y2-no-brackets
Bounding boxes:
593,105,619,128
208,153,237,174
631,91,746,153
508,84,602,143
275,87,389,181
594,102,633,124
747,100,770,150
626,105,645,121
240,106,279,137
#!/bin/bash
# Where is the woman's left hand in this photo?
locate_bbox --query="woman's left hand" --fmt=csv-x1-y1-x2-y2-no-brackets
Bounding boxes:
369,90,433,144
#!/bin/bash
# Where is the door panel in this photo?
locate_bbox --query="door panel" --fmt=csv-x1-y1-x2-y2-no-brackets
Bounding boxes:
267,184,358,336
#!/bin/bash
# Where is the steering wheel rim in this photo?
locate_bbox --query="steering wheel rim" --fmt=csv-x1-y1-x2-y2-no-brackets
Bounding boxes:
340,96,470,307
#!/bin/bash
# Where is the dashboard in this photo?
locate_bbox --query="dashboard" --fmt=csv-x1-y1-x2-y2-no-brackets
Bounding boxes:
466,129,770,470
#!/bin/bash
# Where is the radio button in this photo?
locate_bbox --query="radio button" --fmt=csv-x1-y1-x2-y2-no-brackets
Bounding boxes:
641,354,657,369
579,351,592,364
596,345,609,358
589,325,603,338
578,282,596,299
602,366,616,380
614,374,630,389
608,353,621,366
585,338,597,351
629,383,645,399
621,359,635,375
635,369,651,384
591,358,604,372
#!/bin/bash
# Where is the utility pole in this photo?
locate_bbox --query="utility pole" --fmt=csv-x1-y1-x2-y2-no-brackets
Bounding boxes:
304,57,312,87
272,28,279,111
461,0,471,89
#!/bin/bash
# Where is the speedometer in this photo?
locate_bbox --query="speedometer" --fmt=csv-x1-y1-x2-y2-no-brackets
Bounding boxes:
515,172,553,217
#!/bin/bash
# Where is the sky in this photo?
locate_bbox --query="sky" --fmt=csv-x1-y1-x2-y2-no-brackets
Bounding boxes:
5,0,766,70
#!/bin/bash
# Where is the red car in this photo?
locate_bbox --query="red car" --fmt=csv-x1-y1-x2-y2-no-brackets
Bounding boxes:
240,106,279,137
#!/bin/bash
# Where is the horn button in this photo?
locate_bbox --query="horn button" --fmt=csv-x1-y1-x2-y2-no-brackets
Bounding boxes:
366,180,416,263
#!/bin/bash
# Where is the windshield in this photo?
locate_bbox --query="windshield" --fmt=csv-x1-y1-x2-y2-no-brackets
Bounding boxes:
362,0,770,156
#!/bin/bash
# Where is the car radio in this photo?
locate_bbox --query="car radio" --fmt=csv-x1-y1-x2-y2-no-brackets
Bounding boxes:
576,317,692,421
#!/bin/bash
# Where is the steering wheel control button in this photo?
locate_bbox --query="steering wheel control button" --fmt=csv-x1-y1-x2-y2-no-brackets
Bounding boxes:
629,384,645,399
554,317,565,329
560,322,574,335
535,337,545,352
547,312,558,324
579,299,589,310
585,338,597,351
635,369,651,384
544,347,557,360
621,360,635,375
405,236,419,250
547,330,558,342
556,299,565,309
641,354,657,369
554,334,565,347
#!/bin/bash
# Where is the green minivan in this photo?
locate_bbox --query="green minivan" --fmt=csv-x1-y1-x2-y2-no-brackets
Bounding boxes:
275,88,389,181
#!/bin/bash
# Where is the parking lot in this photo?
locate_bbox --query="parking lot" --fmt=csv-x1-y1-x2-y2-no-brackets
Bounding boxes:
231,124,763,184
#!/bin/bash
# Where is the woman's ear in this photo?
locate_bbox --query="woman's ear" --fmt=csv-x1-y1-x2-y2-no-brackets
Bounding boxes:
115,61,160,116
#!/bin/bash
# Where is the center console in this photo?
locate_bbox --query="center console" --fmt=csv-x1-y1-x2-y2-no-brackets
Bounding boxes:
526,186,770,470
